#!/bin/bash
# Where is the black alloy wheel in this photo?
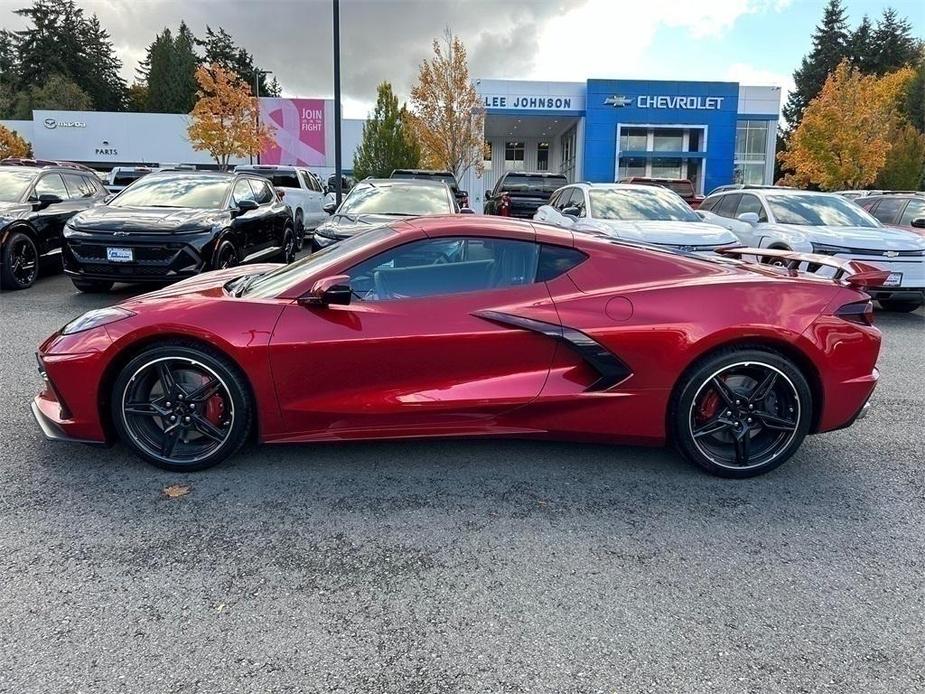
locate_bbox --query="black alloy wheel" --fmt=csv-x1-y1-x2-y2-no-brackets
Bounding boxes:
1,231,39,289
112,344,252,471
673,349,812,477
214,241,238,270
294,210,305,251
279,227,295,264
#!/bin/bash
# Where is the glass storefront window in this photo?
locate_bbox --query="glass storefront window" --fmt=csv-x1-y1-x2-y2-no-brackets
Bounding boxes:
618,157,647,179
619,127,647,152
651,158,682,179
537,142,549,171
734,120,770,184
504,141,525,171
653,129,683,152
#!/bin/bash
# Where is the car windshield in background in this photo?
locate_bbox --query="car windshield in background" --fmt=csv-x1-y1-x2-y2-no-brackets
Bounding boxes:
244,226,397,298
0,169,37,202
391,172,457,190
112,172,148,186
339,184,452,216
238,171,300,188
503,175,568,193
589,188,700,222
766,194,881,227
110,175,231,209
662,181,694,197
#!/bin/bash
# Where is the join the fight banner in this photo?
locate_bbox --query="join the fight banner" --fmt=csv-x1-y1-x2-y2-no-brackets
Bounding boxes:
259,98,326,166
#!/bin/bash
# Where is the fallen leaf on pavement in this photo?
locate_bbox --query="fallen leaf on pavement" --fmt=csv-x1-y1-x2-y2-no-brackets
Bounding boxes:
162,484,191,499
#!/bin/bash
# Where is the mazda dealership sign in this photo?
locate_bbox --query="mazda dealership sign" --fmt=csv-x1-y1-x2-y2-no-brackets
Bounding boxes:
43,117,87,129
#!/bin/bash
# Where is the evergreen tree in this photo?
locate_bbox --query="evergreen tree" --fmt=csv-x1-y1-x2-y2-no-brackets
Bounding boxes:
903,54,925,133
783,0,850,128
870,8,921,75
12,73,94,118
140,23,199,113
353,82,421,180
849,15,876,72
197,26,279,97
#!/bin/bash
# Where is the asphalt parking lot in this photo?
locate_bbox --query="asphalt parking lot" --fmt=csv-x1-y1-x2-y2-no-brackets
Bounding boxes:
1,261,923,694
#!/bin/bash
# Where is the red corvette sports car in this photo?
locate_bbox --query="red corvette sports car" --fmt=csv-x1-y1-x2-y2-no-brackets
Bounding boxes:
33,216,884,477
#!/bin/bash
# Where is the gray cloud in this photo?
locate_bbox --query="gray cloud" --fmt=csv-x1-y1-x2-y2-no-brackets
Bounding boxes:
2,0,580,110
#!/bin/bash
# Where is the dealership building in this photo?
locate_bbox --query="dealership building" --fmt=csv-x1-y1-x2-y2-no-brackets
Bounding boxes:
2,77,781,209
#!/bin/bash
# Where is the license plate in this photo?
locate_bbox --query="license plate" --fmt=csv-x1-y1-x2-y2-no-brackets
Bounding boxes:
883,272,903,287
106,247,133,263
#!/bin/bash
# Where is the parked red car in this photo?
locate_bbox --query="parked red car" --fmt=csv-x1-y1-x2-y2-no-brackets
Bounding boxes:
33,216,882,478
856,193,925,236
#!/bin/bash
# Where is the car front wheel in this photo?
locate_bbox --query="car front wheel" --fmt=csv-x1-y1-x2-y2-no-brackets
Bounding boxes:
671,348,812,478
111,343,253,472
1,231,39,290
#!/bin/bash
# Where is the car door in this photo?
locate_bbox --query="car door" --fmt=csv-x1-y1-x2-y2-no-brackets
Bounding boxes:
248,177,280,256
729,193,768,246
267,232,561,436
229,178,265,259
30,173,81,255
299,170,323,228
898,198,925,228
867,197,906,226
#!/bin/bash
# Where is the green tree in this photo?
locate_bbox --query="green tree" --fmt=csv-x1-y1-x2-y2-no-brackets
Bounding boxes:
903,54,925,133
783,0,850,128
139,22,199,113
849,15,876,72
196,26,279,97
11,73,94,118
353,82,421,180
870,8,921,75
875,122,925,189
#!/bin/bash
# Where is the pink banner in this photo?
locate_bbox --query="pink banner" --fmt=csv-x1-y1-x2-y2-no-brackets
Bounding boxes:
259,98,326,166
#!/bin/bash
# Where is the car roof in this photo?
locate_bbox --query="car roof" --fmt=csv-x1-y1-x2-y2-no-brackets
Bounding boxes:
391,168,455,176
566,182,678,193
236,164,303,172
357,177,447,187
0,164,86,174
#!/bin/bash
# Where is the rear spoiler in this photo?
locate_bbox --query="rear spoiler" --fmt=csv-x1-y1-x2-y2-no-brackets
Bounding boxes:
717,247,891,289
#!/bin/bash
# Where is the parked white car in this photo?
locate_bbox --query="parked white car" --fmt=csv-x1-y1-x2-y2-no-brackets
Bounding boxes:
698,188,925,311
234,164,325,250
534,183,739,254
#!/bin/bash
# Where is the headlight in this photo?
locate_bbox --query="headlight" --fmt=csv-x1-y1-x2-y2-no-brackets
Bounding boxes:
811,243,852,255
61,306,135,335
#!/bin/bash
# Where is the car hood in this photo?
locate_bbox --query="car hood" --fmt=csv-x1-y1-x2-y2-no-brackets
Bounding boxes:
0,200,30,222
317,213,410,237
68,205,226,234
771,223,925,250
121,263,283,304
578,219,738,246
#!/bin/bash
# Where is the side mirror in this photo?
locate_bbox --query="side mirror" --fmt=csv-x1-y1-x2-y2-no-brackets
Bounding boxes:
323,201,337,215
562,206,581,218
32,193,62,210
911,217,925,229
459,207,475,214
458,190,469,198
736,212,760,225
234,199,259,216
299,274,352,307
103,193,116,204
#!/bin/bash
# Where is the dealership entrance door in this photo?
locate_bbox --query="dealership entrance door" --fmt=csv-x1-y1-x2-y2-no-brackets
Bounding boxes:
615,125,707,194
462,113,583,212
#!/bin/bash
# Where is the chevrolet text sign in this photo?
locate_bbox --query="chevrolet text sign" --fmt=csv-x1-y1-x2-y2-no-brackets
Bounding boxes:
605,95,725,110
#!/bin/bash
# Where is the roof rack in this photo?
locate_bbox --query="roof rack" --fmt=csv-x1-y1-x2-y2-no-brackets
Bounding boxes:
0,157,95,172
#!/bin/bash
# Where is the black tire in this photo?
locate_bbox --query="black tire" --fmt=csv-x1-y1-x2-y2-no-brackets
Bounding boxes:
878,298,922,313
294,210,305,251
671,347,813,478
71,278,114,293
1,230,39,290
213,240,238,270
111,342,253,472
277,226,295,264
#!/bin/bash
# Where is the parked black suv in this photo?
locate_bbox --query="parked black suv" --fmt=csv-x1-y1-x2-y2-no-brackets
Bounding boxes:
390,169,469,208
483,171,568,218
63,171,294,292
0,163,108,289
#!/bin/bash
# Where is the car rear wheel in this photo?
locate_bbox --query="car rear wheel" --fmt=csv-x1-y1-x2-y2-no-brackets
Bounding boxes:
213,241,238,270
72,279,114,293
294,210,305,251
878,298,922,312
278,226,295,264
671,348,812,478
1,231,39,290
112,343,252,472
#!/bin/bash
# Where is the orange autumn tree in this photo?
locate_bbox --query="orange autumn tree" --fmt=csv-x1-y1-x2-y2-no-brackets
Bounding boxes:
409,31,485,179
779,61,915,190
0,124,31,159
187,63,275,170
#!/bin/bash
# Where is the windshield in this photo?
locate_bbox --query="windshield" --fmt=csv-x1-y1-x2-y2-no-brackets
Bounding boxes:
391,172,458,190
244,226,397,298
501,174,567,193
111,175,231,209
338,183,452,216
589,188,700,222
111,171,149,186
0,169,37,202
766,194,881,227
237,170,300,188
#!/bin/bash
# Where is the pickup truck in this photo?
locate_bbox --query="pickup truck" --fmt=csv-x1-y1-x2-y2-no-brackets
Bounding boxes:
618,176,704,209
484,171,568,218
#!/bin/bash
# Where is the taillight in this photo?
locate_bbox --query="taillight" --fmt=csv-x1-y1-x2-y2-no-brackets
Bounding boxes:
835,299,874,325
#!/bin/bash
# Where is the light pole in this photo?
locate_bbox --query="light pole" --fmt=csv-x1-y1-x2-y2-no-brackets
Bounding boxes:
333,0,343,205
253,69,271,164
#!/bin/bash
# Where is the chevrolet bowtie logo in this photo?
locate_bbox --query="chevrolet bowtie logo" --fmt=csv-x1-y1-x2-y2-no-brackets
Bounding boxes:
604,95,633,107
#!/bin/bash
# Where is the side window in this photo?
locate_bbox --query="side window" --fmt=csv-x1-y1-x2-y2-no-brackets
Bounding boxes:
569,188,587,217
62,173,92,199
232,179,256,205
251,179,274,204
299,171,316,192
548,189,563,209
736,194,767,222
899,199,925,226
698,196,718,212
714,194,742,218
536,245,587,281
345,237,540,301
34,173,68,200
869,198,906,224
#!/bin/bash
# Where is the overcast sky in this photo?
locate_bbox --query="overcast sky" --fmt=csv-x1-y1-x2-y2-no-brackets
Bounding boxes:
2,0,922,117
